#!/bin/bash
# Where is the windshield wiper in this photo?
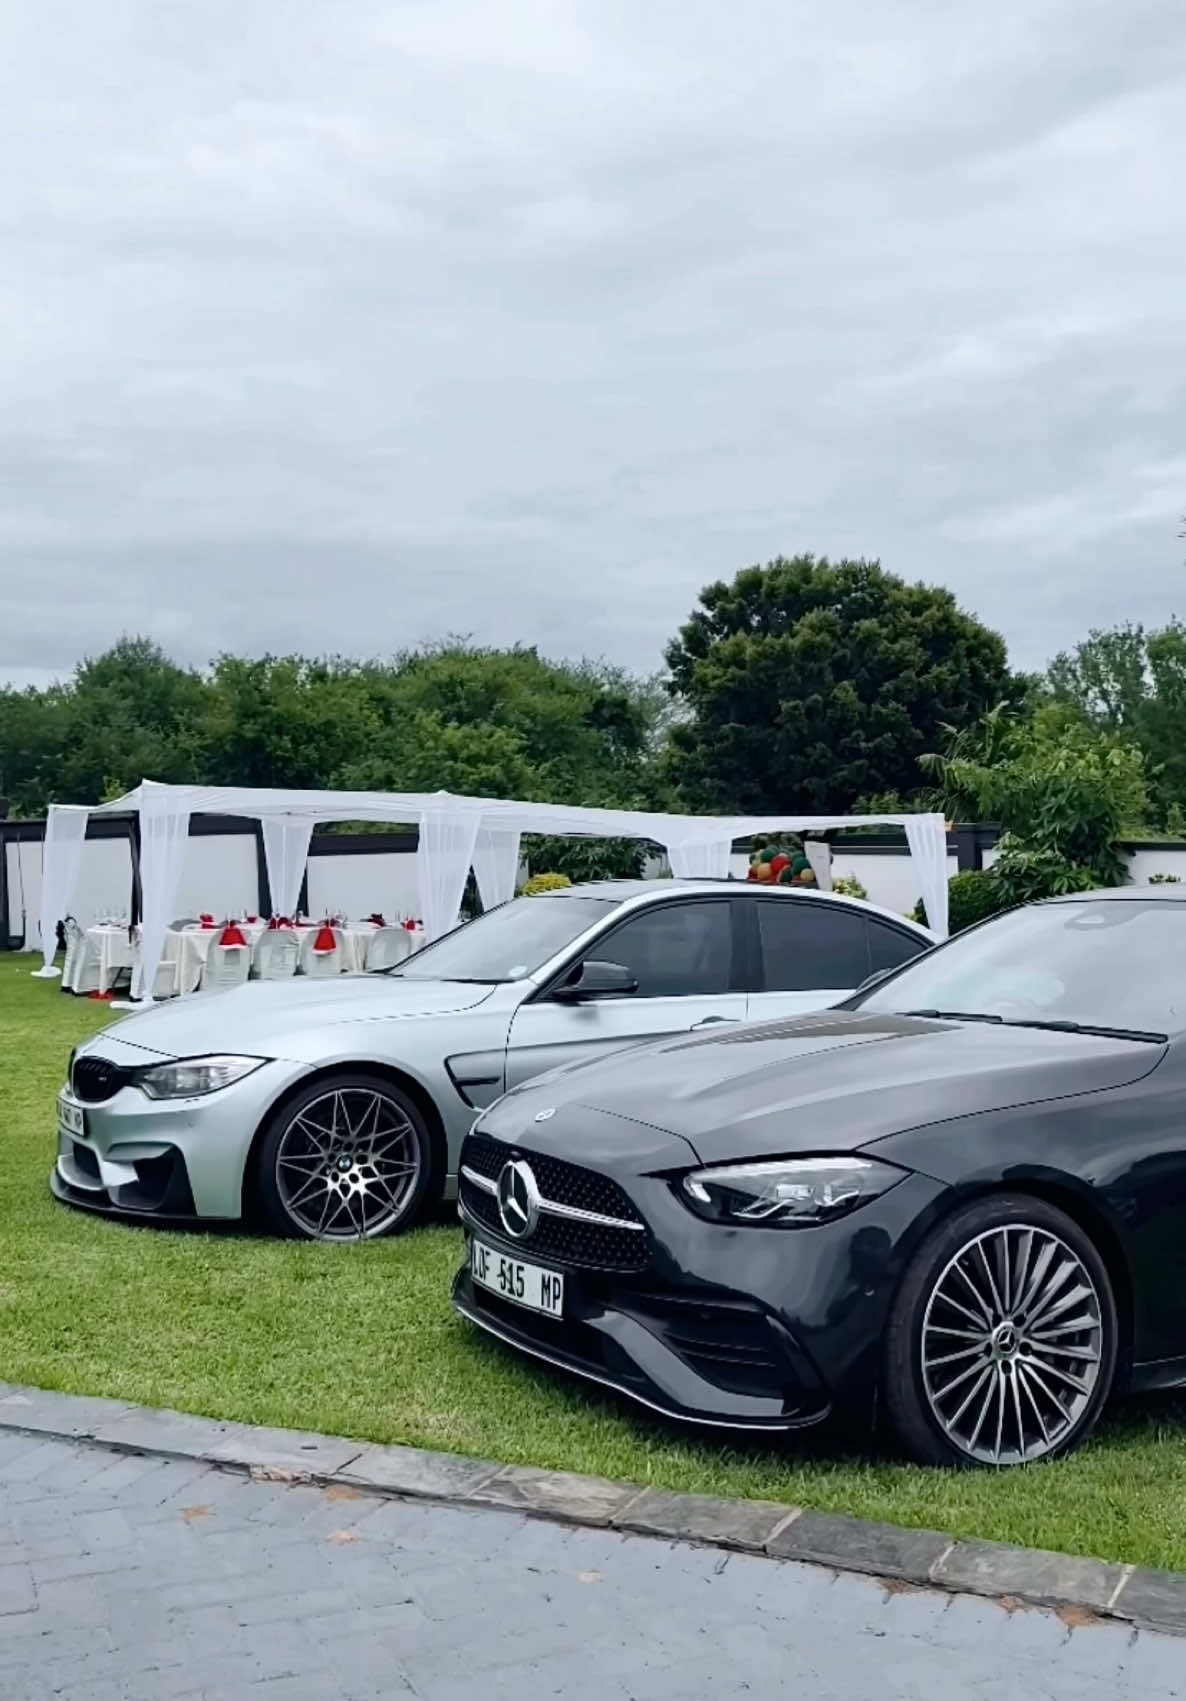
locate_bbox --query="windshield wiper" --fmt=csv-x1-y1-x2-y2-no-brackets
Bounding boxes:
384,972,499,983
901,1009,1004,1024
902,1009,1167,1042
999,1018,1168,1044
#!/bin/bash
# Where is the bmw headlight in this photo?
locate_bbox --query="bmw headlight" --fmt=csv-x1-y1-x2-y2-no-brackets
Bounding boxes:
136,1056,267,1099
680,1156,904,1228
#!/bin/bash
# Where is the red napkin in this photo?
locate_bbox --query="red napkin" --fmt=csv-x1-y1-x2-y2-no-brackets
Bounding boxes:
268,916,295,930
313,924,337,954
246,915,258,924
219,923,249,949
368,913,386,927
200,913,215,929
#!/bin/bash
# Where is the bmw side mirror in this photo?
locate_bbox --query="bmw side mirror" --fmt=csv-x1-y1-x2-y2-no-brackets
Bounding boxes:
552,960,639,1002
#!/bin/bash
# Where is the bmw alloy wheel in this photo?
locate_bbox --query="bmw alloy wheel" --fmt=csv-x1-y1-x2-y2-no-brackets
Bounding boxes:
920,1224,1105,1465
273,1086,423,1241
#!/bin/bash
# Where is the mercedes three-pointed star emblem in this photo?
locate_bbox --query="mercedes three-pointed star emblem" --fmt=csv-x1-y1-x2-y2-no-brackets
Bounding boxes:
497,1158,542,1240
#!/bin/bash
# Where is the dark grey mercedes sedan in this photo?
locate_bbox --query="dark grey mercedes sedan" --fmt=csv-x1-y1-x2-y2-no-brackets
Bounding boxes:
454,889,1186,1468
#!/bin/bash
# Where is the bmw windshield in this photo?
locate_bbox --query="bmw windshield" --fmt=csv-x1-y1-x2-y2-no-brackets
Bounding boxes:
856,899,1181,1039
392,895,616,983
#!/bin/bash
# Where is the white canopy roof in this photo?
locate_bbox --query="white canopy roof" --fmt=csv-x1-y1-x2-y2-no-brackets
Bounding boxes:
92,780,943,842
36,780,950,996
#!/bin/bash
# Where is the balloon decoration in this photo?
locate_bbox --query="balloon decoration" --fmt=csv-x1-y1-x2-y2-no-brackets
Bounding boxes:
745,834,818,887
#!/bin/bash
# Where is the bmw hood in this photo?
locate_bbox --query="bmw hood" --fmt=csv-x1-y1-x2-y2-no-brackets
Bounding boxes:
486,1010,1167,1166
81,975,497,1062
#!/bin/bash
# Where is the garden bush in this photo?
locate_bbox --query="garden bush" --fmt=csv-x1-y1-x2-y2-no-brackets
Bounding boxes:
521,872,572,895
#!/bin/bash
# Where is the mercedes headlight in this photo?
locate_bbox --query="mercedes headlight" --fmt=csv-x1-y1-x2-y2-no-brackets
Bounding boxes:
136,1056,267,1099
680,1156,904,1227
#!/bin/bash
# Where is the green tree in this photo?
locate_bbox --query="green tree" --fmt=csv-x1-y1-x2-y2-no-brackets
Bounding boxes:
50,639,207,805
196,656,379,790
1047,620,1186,820
663,555,1014,814
933,707,1148,888
0,685,60,814
332,643,659,807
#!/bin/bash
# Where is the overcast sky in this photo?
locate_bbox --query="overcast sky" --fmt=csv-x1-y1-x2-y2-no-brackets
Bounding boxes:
3,0,1185,690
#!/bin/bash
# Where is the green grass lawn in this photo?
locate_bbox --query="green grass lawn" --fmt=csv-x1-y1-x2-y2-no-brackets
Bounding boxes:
5,951,1186,1568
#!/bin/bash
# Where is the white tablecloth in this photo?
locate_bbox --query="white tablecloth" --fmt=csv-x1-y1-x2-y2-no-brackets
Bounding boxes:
67,925,136,993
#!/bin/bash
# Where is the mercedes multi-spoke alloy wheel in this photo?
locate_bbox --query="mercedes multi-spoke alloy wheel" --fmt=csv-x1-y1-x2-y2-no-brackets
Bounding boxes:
885,1194,1118,1467
254,1073,433,1241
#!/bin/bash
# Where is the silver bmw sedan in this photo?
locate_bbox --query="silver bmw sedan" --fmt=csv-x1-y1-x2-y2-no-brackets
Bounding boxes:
53,880,932,1240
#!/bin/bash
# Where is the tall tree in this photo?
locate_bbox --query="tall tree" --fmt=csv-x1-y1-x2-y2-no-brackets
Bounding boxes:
50,638,207,804
1047,620,1186,821
663,555,1014,813
333,643,659,806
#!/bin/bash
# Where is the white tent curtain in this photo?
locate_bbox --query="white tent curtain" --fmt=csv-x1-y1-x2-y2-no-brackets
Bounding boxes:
132,793,192,1000
904,815,949,940
664,832,735,881
31,804,91,977
87,785,952,962
473,825,522,912
261,815,314,919
417,806,482,941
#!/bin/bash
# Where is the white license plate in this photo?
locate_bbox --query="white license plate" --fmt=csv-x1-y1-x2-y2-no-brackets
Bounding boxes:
58,1094,85,1139
470,1238,564,1317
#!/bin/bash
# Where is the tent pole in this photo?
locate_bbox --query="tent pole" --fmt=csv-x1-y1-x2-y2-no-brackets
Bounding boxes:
128,814,142,928
254,820,273,919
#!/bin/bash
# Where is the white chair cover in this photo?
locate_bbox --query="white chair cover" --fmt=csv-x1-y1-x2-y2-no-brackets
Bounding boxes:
253,930,300,981
299,928,343,978
201,943,251,994
60,919,84,991
364,926,411,972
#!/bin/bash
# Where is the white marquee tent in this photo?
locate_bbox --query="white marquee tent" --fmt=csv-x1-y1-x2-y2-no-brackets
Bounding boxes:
32,780,950,999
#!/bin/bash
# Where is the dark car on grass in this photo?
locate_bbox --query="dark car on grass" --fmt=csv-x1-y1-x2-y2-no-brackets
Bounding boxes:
453,888,1186,1467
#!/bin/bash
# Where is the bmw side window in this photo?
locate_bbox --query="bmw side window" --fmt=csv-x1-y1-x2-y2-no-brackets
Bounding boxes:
591,902,733,998
757,901,871,991
867,919,926,976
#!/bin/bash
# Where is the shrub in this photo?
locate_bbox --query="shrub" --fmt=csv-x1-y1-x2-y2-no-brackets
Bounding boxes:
831,873,868,900
990,841,1097,908
521,872,572,895
927,710,1147,888
912,868,1007,934
523,836,646,883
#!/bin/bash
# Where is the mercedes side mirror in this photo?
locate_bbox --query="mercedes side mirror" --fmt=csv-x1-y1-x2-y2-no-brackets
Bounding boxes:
552,959,639,1002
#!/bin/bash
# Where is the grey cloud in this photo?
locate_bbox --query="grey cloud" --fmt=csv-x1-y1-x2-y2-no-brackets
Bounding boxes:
2,0,1185,690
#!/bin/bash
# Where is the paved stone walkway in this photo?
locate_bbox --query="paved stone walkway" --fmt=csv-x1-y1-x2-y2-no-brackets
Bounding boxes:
1,1431,1183,1700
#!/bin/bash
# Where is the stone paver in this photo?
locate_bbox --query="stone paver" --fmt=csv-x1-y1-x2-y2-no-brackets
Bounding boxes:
2,1431,1185,1699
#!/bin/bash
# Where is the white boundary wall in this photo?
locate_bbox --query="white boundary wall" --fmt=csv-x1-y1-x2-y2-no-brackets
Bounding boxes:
306,852,422,924
727,849,959,914
3,832,426,948
9,832,1186,951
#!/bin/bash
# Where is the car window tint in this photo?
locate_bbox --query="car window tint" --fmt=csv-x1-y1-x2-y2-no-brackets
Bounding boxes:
867,919,925,976
757,900,871,991
596,902,732,997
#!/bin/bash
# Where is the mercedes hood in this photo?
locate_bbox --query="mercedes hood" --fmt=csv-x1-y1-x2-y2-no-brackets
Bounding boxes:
487,1010,1167,1165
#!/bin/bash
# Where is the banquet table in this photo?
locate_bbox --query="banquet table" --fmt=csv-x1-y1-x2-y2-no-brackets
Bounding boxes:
165,922,421,993
71,919,424,997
